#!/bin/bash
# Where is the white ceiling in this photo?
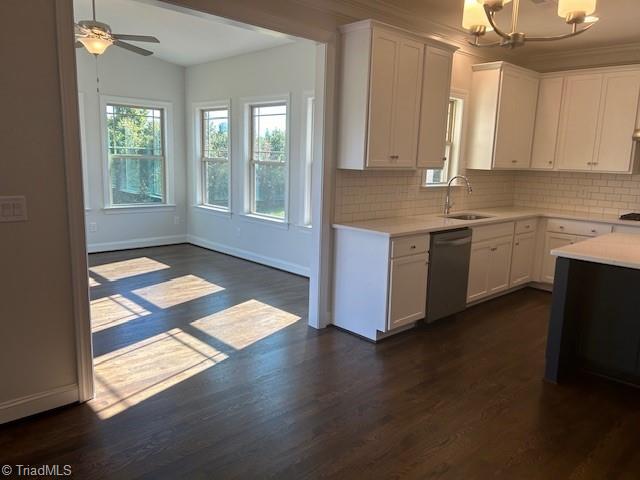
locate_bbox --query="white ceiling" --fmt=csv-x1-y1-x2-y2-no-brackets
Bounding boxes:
72,0,295,66
381,0,640,54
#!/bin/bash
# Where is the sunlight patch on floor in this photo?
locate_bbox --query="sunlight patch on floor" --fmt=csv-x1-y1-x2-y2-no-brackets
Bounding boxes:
191,299,300,350
89,277,101,287
90,328,228,419
90,294,151,332
132,274,224,309
90,257,170,282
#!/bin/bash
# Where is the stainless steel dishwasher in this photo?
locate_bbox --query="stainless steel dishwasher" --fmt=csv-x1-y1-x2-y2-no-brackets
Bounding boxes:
426,228,472,323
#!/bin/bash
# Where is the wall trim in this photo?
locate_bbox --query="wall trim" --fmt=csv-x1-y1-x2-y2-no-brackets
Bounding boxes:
0,384,79,425
188,234,310,277
87,234,188,253
55,0,94,403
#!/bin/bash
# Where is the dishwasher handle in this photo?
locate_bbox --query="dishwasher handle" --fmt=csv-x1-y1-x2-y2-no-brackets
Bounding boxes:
432,237,472,247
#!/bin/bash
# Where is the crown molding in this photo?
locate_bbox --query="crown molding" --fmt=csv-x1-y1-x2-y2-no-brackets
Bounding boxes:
289,0,516,62
519,42,640,72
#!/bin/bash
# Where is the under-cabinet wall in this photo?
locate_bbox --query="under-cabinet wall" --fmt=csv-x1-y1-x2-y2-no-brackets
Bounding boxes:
514,171,640,217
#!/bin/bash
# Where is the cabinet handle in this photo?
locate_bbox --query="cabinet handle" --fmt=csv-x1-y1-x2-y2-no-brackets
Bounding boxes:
443,157,447,162
515,242,520,246
410,245,416,249
591,229,596,233
511,160,517,163
490,247,497,251
525,225,530,229
390,155,399,159
559,226,565,230
548,161,553,165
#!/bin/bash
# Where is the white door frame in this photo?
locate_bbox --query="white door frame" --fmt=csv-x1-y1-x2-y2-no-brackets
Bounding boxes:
54,0,337,401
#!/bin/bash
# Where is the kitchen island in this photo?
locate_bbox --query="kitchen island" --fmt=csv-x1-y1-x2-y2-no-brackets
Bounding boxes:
546,233,640,386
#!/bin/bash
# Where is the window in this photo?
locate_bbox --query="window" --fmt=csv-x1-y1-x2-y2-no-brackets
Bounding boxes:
106,103,166,205
201,107,230,210
424,97,463,186
249,103,288,220
303,95,315,226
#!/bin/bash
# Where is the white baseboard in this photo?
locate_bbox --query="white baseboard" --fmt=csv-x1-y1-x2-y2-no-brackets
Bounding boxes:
87,234,188,253
0,384,79,424
187,234,310,277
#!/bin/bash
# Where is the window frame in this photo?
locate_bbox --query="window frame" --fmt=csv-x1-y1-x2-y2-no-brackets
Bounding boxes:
301,92,315,227
423,91,467,188
100,95,174,210
195,100,232,213
244,95,290,223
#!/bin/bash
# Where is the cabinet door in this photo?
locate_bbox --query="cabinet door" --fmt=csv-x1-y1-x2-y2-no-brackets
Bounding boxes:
467,241,492,303
494,69,539,169
391,39,425,168
510,232,536,287
531,77,564,170
556,74,603,171
367,30,398,167
593,71,640,173
487,236,513,295
388,253,428,330
542,232,575,283
417,46,453,168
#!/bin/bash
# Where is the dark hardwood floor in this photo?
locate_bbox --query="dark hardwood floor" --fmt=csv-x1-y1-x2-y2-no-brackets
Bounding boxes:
2,244,640,479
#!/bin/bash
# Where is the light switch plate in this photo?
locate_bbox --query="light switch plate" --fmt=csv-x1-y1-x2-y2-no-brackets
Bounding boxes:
0,196,27,222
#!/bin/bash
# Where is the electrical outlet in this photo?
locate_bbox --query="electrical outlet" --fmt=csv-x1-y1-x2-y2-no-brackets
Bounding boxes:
88,222,98,233
0,196,27,222
173,215,180,225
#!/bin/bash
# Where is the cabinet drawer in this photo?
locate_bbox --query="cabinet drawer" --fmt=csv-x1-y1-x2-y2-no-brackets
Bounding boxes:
390,234,429,258
547,219,612,237
472,222,515,243
515,218,537,234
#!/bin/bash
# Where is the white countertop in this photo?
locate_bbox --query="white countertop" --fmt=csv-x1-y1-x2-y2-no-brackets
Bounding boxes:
333,207,638,238
551,233,640,270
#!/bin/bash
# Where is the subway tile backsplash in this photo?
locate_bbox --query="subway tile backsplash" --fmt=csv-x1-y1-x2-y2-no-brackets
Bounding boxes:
513,171,640,216
334,169,640,223
334,169,515,223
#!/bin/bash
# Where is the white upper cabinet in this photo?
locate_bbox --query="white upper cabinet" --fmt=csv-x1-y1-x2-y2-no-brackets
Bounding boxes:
556,74,604,171
556,67,640,173
337,20,456,170
594,71,640,173
466,62,540,170
417,46,454,169
531,76,564,170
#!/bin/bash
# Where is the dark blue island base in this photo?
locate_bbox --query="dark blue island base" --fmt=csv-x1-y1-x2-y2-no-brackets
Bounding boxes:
545,257,640,387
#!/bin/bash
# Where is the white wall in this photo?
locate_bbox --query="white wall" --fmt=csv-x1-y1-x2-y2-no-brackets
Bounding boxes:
185,41,316,276
76,46,188,251
0,0,80,421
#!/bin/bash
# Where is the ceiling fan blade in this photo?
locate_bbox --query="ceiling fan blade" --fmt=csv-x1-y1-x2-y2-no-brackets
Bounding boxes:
75,41,83,48
114,40,154,56
112,34,160,43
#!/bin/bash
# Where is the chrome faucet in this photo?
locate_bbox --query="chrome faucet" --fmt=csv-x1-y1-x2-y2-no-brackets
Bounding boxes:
444,175,473,215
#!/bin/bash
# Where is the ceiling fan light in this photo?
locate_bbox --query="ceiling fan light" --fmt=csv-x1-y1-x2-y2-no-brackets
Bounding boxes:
558,0,597,20
463,0,494,32
78,36,112,55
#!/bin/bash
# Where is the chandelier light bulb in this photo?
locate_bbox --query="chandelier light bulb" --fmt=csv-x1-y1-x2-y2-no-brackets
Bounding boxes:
558,0,597,22
463,0,494,32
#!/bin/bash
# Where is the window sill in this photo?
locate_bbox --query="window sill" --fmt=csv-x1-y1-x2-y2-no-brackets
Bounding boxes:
238,213,289,230
420,184,465,190
193,205,232,218
102,204,176,214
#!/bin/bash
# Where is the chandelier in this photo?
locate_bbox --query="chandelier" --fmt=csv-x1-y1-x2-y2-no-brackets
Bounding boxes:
462,0,598,48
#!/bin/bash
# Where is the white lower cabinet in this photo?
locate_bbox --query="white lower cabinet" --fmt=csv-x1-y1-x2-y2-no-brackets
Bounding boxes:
332,229,429,341
510,231,536,287
388,253,429,330
542,232,574,283
467,228,514,303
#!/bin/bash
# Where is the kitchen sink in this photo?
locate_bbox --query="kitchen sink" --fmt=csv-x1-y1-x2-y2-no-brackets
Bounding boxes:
442,213,493,221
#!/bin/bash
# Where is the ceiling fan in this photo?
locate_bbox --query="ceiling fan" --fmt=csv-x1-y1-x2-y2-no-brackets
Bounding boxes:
75,0,160,56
